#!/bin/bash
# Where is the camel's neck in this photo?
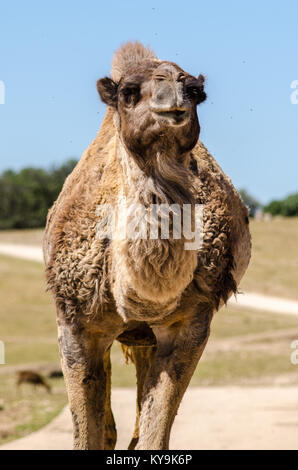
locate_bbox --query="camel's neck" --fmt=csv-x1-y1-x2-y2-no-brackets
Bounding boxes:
116,138,194,206
110,138,198,315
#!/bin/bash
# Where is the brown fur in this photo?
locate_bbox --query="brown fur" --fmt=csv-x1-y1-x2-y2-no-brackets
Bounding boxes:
43,42,251,450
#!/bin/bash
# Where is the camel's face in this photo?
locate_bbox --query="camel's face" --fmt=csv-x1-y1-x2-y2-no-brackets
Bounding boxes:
97,61,206,158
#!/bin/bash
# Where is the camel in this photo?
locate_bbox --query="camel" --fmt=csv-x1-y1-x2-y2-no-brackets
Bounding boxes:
43,42,251,450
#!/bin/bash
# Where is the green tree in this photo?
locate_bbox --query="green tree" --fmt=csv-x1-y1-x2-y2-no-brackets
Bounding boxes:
264,200,283,216
280,193,298,216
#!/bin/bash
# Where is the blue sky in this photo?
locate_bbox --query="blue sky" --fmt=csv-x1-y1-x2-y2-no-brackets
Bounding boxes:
0,0,298,204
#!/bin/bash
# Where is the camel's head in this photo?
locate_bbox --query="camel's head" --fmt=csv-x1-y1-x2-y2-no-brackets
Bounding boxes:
97,42,206,160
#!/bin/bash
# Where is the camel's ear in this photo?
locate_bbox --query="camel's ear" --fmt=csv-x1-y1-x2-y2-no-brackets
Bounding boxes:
196,74,207,104
97,77,118,107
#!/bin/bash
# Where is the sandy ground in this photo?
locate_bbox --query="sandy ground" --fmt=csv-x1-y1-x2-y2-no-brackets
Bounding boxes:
1,386,298,450
229,292,298,316
0,243,43,263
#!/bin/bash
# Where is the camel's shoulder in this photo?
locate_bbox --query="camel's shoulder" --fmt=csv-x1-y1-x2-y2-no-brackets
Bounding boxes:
190,141,248,218
191,141,235,194
190,141,251,308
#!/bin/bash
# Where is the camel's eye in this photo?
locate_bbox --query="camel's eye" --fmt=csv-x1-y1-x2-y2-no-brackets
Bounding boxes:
120,85,140,105
186,83,206,104
186,85,200,100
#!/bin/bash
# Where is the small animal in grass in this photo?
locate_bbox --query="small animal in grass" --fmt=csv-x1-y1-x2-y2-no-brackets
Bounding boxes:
16,370,51,393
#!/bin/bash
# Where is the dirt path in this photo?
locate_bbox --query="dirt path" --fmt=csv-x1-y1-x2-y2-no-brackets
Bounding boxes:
1,386,298,450
0,243,43,263
229,292,298,316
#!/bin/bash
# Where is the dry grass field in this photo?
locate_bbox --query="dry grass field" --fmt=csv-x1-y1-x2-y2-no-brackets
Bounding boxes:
241,217,298,300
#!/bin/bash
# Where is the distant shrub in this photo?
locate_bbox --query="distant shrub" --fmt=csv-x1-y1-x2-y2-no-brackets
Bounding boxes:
281,193,298,216
263,200,283,216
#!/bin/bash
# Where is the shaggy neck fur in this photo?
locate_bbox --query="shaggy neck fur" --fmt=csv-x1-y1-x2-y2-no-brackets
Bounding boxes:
111,136,198,318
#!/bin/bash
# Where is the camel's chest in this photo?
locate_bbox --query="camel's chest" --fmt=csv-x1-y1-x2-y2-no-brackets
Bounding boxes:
110,237,197,322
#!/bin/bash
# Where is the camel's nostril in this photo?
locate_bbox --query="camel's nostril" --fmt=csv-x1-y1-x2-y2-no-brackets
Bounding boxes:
156,92,166,101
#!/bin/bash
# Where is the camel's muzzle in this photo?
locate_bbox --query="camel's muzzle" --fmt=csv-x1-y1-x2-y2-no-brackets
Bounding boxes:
150,64,191,125
151,108,189,125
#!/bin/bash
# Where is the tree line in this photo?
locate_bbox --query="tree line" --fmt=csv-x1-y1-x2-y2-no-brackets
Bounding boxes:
0,160,297,230
263,193,298,217
239,189,298,217
0,159,77,229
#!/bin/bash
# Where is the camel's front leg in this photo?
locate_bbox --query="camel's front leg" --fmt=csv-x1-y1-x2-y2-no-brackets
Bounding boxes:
136,307,212,450
104,347,117,450
128,345,156,450
57,320,114,450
